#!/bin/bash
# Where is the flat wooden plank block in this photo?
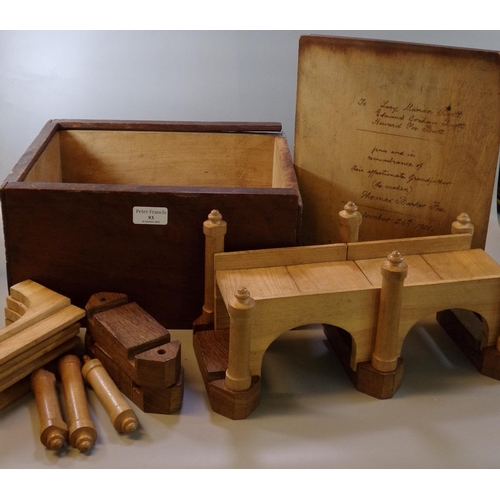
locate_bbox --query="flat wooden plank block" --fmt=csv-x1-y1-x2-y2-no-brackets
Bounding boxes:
0,323,79,379
295,35,500,248
347,233,472,261
0,336,79,392
0,305,84,365
355,254,443,287
286,260,374,294
421,249,500,281
217,267,301,303
214,243,347,271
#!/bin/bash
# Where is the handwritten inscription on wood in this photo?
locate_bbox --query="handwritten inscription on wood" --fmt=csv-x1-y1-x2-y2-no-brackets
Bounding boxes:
295,36,500,248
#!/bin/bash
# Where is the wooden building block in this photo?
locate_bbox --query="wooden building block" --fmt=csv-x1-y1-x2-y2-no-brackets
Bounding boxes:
90,302,171,362
194,209,500,417
88,340,183,414
85,292,184,414
0,281,85,403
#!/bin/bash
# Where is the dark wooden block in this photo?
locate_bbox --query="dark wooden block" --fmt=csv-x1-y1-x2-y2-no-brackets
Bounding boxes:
90,302,171,360
323,324,403,399
437,308,500,380
92,342,184,414
0,120,302,329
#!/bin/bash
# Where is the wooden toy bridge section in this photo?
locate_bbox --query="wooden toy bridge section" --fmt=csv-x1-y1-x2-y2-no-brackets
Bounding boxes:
193,211,500,419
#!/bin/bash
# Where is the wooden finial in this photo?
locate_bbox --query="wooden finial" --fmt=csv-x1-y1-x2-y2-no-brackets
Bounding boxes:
339,201,362,243
208,209,223,224
234,286,251,303
451,213,474,235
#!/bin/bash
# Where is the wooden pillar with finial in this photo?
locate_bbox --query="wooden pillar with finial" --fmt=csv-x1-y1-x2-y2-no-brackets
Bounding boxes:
371,251,408,373
202,209,227,324
225,287,255,392
339,201,362,243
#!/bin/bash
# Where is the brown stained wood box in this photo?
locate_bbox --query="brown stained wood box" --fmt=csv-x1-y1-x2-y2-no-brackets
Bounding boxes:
0,120,302,329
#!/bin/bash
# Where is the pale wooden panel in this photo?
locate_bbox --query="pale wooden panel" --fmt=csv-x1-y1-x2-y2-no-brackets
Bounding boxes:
0,280,71,344
0,324,79,379
248,288,380,375
295,36,500,249
347,233,472,261
421,249,500,282
0,336,79,392
397,278,500,355
59,130,276,188
25,133,62,182
217,267,301,303
355,254,443,287
272,136,297,189
214,243,347,271
287,260,374,294
0,305,84,365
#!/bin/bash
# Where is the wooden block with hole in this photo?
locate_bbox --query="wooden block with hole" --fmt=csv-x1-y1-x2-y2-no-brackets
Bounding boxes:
85,292,183,414
0,280,85,410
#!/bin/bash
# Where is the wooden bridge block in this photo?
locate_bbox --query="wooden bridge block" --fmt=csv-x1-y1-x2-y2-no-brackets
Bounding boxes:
85,292,183,414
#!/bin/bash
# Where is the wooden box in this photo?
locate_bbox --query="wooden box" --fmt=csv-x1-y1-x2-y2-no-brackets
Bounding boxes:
0,120,301,329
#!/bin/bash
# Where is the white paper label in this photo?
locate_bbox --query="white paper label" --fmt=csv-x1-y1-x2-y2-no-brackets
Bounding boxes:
133,206,168,225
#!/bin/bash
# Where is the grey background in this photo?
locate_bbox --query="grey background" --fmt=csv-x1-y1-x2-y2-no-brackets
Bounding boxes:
2,30,500,173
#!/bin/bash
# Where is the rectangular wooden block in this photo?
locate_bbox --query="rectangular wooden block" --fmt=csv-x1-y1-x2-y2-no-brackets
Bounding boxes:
90,302,171,360
1,120,302,329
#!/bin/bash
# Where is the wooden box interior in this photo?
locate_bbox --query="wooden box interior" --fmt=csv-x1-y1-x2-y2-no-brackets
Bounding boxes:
25,128,294,190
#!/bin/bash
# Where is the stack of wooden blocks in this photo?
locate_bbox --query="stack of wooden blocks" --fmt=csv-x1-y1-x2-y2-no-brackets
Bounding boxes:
85,292,183,414
0,280,85,410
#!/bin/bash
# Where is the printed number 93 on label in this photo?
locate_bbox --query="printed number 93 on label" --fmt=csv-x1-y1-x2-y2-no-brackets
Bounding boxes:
133,206,168,225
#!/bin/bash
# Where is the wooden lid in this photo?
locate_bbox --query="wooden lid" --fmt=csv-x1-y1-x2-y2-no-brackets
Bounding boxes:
294,35,500,248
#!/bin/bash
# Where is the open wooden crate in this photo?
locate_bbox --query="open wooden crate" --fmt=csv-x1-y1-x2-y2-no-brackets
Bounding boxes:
0,120,302,328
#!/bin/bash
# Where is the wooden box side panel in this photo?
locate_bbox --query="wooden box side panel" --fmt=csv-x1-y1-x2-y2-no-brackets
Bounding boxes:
58,130,277,188
25,133,62,183
295,36,500,249
1,185,300,329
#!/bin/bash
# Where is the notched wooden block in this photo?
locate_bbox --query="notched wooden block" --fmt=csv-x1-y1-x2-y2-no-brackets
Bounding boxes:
135,340,181,388
85,292,183,414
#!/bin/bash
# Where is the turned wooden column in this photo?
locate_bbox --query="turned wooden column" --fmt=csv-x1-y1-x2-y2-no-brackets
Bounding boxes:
30,368,68,450
451,212,474,237
339,201,362,243
82,356,139,434
58,354,97,452
372,251,408,373
202,209,227,324
225,287,255,391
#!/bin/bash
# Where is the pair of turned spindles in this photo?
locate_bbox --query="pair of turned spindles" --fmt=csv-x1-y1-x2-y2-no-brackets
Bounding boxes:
31,354,138,452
